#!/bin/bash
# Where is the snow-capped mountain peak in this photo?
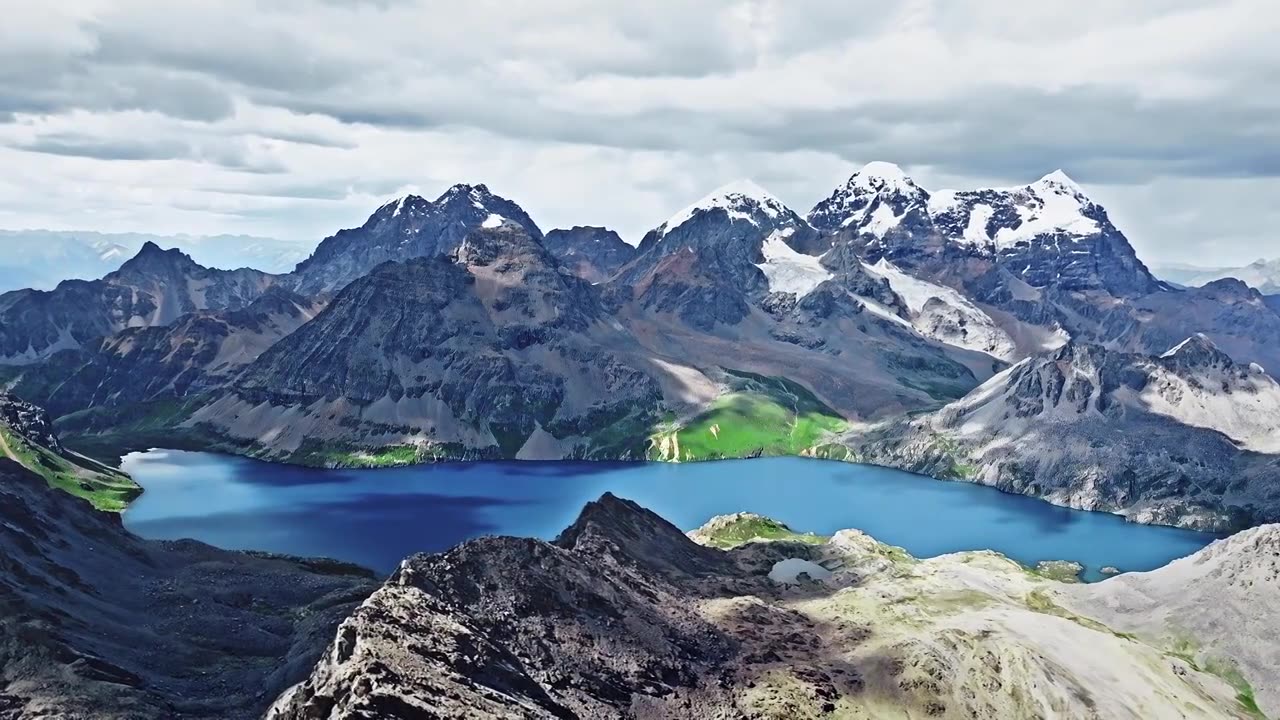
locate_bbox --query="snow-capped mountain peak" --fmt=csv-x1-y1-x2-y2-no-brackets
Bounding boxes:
659,179,791,236
1030,168,1089,197
928,170,1101,251
847,161,921,195
807,161,928,235
378,194,430,219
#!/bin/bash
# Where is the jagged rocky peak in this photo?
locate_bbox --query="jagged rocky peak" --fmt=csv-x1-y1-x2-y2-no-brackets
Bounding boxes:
554,492,730,577
807,161,929,234
542,226,637,283
290,182,543,294
928,168,1103,250
656,178,803,238
1159,333,1231,366
112,240,200,276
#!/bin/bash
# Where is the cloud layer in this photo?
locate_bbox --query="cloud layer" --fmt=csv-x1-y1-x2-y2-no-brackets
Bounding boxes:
1,0,1277,264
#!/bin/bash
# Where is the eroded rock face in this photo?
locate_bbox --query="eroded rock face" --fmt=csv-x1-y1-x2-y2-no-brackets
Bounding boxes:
269,495,1268,719
0,392,61,452
0,456,377,720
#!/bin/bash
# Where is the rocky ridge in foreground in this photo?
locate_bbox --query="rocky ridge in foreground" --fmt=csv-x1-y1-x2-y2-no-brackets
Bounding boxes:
0,423,378,718
269,495,1272,719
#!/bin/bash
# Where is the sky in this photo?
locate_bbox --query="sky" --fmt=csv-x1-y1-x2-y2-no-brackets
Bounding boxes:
1,0,1278,266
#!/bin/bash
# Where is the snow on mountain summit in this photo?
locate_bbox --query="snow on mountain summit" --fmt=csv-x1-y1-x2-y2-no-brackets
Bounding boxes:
659,179,794,236
806,161,930,236
928,170,1101,250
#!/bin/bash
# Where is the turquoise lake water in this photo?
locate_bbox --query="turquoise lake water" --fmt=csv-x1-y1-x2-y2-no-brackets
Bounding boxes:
121,450,1220,579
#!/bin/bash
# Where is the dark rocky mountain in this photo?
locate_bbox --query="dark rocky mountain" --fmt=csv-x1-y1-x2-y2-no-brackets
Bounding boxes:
289,183,542,295
841,336,1280,531
192,224,675,462
0,242,277,364
542,225,636,283
0,455,376,719
4,287,324,421
268,493,1272,719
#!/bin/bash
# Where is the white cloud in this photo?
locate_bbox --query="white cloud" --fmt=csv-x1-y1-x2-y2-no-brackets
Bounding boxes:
0,0,1276,264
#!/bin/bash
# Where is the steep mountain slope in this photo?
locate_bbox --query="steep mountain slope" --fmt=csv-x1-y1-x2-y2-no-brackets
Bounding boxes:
289,183,542,295
269,494,1267,719
841,336,1280,531
0,455,376,719
0,243,277,364
0,392,138,510
542,225,637,283
191,224,702,463
1064,524,1280,715
3,287,324,421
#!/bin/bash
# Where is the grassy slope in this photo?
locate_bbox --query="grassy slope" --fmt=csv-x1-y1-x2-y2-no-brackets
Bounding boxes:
0,424,140,511
648,370,848,462
693,514,829,550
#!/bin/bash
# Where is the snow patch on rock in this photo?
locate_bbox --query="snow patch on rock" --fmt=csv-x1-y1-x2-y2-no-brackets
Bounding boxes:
755,231,832,297
867,259,1017,361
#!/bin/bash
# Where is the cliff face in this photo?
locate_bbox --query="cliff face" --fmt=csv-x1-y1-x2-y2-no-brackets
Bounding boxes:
269,495,1270,719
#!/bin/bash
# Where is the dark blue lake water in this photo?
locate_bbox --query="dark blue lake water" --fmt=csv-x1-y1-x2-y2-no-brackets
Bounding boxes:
121,450,1220,580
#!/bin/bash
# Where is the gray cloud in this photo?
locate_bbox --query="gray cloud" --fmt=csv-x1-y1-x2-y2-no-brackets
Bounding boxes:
0,0,1276,265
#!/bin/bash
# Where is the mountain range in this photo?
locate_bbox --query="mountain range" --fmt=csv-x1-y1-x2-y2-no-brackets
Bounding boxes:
2,163,1279,532
0,230,309,292
1154,258,1280,295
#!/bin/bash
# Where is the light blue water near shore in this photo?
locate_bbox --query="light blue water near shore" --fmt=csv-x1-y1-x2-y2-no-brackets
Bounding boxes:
122,450,1220,579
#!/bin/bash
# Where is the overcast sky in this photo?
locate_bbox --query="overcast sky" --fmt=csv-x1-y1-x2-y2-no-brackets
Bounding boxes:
1,1,1277,266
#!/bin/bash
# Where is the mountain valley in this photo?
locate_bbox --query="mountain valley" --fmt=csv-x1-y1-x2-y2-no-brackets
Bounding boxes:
2,163,1278,533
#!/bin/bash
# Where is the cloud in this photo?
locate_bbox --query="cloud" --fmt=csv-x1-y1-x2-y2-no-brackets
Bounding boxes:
0,0,1275,265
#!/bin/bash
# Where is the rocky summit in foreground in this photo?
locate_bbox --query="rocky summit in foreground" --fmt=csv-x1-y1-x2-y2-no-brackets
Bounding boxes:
269,495,1275,719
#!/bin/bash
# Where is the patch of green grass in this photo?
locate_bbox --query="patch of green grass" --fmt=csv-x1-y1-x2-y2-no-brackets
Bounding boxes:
1027,560,1085,583
926,433,980,480
648,371,848,462
0,425,140,511
1201,656,1266,718
695,514,828,549
1023,589,1127,637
